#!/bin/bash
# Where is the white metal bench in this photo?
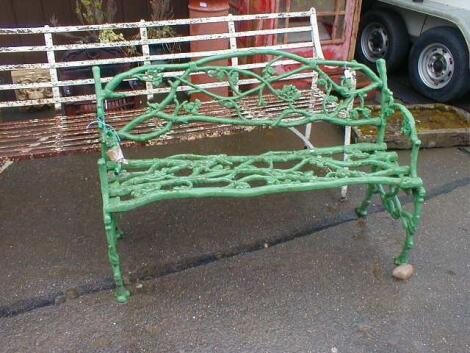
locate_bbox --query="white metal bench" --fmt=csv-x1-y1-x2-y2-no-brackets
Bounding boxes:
0,9,354,165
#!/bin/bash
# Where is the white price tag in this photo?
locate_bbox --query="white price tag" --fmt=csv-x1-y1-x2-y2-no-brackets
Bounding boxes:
107,145,128,164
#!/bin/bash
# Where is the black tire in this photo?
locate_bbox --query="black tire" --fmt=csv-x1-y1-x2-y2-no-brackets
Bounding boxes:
408,27,470,102
355,10,409,72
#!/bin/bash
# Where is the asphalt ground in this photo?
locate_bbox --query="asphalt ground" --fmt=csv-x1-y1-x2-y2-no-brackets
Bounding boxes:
388,71,470,112
1,118,469,352
1,70,469,353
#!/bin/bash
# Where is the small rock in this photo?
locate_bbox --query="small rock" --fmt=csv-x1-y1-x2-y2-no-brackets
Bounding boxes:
134,282,144,293
54,295,66,305
65,288,80,300
145,324,162,335
357,323,374,339
392,264,414,280
358,323,371,333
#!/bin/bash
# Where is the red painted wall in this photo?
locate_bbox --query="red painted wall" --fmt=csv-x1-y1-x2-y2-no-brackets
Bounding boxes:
230,0,362,61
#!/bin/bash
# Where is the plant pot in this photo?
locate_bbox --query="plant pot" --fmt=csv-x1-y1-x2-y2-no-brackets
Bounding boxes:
149,43,170,66
188,0,230,101
58,47,140,116
352,104,470,149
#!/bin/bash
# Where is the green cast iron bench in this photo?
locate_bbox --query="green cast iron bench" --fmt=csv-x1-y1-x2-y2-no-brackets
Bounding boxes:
92,49,426,303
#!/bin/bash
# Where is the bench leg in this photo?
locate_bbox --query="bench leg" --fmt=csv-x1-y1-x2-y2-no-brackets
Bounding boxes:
111,214,125,240
357,185,425,275
394,187,426,266
355,184,376,217
104,213,130,303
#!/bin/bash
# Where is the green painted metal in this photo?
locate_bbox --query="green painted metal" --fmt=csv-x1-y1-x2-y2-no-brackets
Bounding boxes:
92,49,425,303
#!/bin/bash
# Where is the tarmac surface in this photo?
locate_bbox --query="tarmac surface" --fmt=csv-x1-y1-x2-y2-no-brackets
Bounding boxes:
388,71,470,112
1,116,469,352
1,68,469,353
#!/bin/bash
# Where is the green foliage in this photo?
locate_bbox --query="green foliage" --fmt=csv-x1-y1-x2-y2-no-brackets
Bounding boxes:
75,0,139,54
75,0,117,25
147,0,180,53
98,29,125,42
98,29,138,56
147,26,176,40
149,0,173,21
147,26,180,54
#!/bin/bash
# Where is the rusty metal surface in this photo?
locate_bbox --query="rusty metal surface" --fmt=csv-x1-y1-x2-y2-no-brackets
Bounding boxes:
0,8,331,161
0,89,327,161
0,111,239,161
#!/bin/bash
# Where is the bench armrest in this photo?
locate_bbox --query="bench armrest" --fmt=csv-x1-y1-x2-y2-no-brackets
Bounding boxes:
93,66,105,123
388,102,422,178
93,66,122,160
374,60,421,178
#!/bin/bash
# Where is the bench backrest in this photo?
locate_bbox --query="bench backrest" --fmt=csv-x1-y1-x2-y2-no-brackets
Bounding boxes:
94,49,390,144
93,8,327,105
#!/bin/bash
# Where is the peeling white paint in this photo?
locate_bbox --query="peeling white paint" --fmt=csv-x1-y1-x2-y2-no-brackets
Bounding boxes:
0,159,13,175
0,9,322,110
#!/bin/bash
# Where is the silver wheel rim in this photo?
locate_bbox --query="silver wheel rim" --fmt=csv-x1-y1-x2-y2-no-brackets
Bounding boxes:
417,43,454,89
360,22,389,62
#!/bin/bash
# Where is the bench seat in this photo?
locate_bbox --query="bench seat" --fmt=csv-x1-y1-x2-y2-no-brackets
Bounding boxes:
104,142,423,213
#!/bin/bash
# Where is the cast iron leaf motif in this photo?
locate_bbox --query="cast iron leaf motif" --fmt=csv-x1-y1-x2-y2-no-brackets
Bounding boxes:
384,107,395,118
182,99,201,114
317,78,327,88
355,107,372,119
134,68,165,86
278,85,301,103
325,95,338,105
401,116,412,137
220,100,237,109
208,68,226,81
228,71,239,86
262,66,277,79
349,109,359,120
232,181,250,189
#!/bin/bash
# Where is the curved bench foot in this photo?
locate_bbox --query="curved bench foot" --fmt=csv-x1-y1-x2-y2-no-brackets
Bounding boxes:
115,287,131,303
394,249,411,266
356,184,376,218
376,185,425,278
355,207,368,218
392,263,414,280
104,213,131,303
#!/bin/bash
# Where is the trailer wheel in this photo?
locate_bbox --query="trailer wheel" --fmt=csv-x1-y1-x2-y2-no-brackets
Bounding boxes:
409,27,470,102
356,10,409,72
